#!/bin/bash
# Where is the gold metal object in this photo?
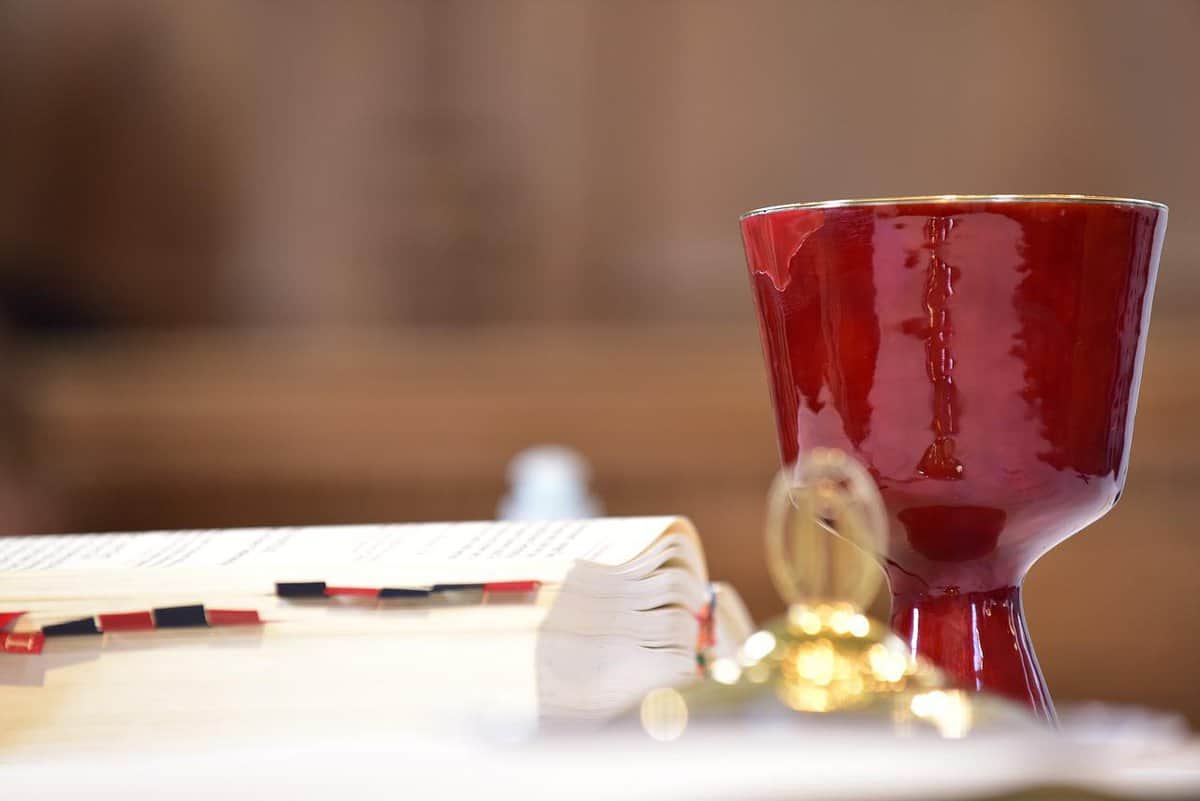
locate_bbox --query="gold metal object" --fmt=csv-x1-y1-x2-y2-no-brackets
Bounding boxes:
767,449,884,610
758,451,957,717
647,595,1028,740
638,448,1033,739
712,601,944,714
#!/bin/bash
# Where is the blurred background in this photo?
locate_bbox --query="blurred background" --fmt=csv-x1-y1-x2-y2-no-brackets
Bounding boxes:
0,0,1197,720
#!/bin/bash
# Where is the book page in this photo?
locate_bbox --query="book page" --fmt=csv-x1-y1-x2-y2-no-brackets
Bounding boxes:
0,518,681,571
0,517,693,599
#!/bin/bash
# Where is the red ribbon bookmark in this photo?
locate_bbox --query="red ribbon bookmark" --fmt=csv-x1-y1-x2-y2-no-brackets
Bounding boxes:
97,611,156,632
323,586,381,598
0,607,265,657
205,609,263,626
484,581,541,594
2,632,45,655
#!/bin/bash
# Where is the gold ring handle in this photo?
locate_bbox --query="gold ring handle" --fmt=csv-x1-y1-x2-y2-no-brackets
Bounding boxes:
766,447,887,610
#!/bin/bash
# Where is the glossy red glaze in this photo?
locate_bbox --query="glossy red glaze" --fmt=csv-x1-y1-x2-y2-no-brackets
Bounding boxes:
890,586,1053,719
741,197,1166,717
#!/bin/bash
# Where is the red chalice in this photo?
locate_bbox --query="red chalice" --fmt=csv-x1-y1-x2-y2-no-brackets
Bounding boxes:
741,195,1167,720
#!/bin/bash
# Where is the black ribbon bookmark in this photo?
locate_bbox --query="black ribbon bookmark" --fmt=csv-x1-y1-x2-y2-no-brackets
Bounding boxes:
153,605,209,629
42,617,101,637
275,581,328,598
379,588,431,599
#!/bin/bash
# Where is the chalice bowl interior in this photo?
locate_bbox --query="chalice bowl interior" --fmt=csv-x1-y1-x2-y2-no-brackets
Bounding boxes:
741,195,1167,720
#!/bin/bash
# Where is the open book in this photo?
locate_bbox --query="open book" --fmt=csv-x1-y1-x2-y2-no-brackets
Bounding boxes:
0,517,753,752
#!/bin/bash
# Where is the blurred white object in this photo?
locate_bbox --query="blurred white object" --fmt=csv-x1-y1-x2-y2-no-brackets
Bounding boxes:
498,446,602,521
1058,702,1191,751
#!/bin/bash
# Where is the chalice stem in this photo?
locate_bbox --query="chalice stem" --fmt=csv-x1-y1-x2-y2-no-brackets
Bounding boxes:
890,584,1055,722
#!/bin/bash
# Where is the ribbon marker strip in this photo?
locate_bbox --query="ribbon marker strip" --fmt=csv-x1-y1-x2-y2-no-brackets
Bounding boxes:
2,632,45,655
278,581,542,602
205,609,262,626
323,586,380,598
98,611,155,632
154,605,209,628
0,606,267,657
1,613,41,654
43,617,101,637
484,581,541,594
276,582,328,598
2,575,544,655
694,586,719,671
379,588,431,600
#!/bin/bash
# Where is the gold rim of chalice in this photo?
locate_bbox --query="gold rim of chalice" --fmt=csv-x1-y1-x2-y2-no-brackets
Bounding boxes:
740,194,1168,220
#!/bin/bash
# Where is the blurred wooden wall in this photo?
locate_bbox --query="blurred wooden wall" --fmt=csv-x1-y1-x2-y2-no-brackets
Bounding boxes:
0,1,1198,720
2,0,1198,327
